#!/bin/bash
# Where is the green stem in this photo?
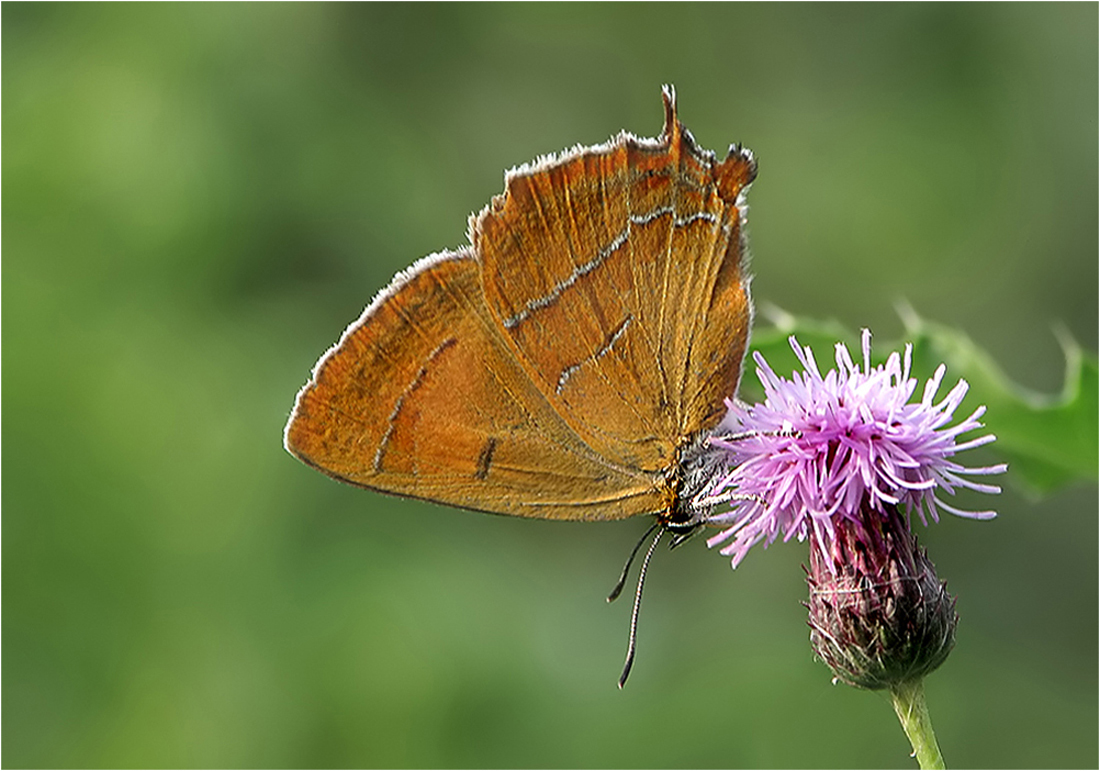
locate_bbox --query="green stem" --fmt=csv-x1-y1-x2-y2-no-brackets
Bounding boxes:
889,679,945,769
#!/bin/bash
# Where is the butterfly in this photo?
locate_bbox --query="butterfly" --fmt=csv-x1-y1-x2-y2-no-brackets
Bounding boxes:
284,85,756,685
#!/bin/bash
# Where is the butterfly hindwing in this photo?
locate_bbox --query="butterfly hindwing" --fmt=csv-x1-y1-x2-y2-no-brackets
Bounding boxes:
475,88,755,474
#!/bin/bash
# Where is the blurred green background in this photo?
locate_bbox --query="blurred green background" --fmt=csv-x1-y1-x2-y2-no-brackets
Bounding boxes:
4,3,1096,767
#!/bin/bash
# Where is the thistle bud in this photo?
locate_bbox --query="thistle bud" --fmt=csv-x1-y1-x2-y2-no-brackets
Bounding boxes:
806,504,957,690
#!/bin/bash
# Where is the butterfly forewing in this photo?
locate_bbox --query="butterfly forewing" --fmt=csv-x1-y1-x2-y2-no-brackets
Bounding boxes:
285,251,665,520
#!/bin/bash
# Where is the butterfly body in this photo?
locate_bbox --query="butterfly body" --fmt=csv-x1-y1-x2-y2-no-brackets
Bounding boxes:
285,86,756,533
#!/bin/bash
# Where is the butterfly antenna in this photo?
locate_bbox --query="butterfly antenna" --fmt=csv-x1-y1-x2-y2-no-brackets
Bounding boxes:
618,526,664,689
607,521,659,603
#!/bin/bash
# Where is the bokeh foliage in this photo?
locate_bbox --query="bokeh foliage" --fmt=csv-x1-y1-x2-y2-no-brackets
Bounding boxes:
4,4,1097,768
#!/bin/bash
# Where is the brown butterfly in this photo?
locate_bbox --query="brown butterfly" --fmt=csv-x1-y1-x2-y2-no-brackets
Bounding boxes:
285,85,756,685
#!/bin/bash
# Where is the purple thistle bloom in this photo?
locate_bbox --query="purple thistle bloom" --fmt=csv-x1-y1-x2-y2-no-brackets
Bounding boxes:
703,329,1007,569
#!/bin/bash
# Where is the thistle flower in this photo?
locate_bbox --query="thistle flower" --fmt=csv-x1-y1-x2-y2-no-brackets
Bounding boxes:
699,331,1007,767
701,331,1006,699
703,330,1006,570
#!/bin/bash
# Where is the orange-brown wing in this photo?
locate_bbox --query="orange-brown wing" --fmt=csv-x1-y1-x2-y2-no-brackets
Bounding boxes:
473,86,756,475
680,140,757,434
284,249,667,521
